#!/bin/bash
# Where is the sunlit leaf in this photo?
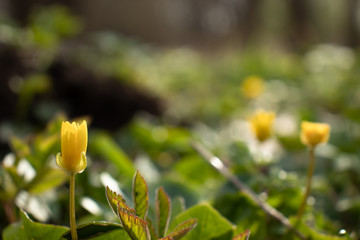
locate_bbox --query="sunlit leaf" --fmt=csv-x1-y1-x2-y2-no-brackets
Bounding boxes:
133,170,149,220
156,186,171,237
159,237,174,240
117,202,150,240
167,219,197,240
106,186,129,217
233,229,251,240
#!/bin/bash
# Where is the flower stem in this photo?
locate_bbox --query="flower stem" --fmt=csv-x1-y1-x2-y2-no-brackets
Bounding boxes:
70,172,78,240
296,146,315,224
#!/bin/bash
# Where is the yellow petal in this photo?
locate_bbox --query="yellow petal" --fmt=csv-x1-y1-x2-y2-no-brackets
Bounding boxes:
241,76,265,99
58,120,88,174
300,121,330,147
77,121,88,154
249,109,275,142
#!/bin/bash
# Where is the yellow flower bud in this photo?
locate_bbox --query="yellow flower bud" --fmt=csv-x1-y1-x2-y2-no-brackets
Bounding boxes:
300,121,330,147
56,121,88,174
241,76,265,99
249,110,275,142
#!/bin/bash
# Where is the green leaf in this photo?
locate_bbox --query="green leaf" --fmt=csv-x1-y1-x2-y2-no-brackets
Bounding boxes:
3,209,69,240
62,221,123,240
159,237,174,240
91,229,132,240
213,193,266,240
133,170,149,220
232,230,250,240
167,219,197,240
117,202,151,240
169,204,234,240
2,222,27,240
106,186,129,217
25,167,68,194
90,132,135,178
156,187,171,238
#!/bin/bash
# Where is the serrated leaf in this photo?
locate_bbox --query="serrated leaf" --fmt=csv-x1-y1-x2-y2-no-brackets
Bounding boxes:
133,170,149,220
233,229,251,240
146,217,158,240
62,221,124,239
169,204,233,240
156,187,171,238
106,186,129,217
2,209,69,240
117,202,150,240
167,219,197,240
25,167,68,195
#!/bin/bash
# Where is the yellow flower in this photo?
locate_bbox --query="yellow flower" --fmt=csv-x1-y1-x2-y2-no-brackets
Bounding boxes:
241,76,265,99
249,110,275,142
300,121,330,147
56,121,88,174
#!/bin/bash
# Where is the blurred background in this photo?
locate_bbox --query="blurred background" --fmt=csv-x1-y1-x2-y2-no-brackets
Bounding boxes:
1,0,360,239
2,0,360,48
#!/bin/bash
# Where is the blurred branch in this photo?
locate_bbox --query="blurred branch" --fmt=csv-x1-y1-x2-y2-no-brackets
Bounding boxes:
2,201,17,224
191,140,306,240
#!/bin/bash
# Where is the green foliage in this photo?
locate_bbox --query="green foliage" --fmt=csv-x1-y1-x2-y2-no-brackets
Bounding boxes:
29,5,81,48
169,204,233,240
106,171,197,240
133,171,149,220
167,219,197,240
156,187,171,238
106,186,128,217
232,230,250,240
1,5,360,238
61,222,124,240
90,131,135,178
24,167,68,195
117,203,151,240
3,210,68,240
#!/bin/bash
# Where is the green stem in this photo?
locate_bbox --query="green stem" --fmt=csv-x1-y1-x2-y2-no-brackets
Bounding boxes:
296,146,315,225
70,172,78,240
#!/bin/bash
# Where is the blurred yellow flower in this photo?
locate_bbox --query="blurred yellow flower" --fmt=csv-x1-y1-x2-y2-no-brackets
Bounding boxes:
56,121,88,174
300,121,330,147
249,110,275,142
241,76,265,99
